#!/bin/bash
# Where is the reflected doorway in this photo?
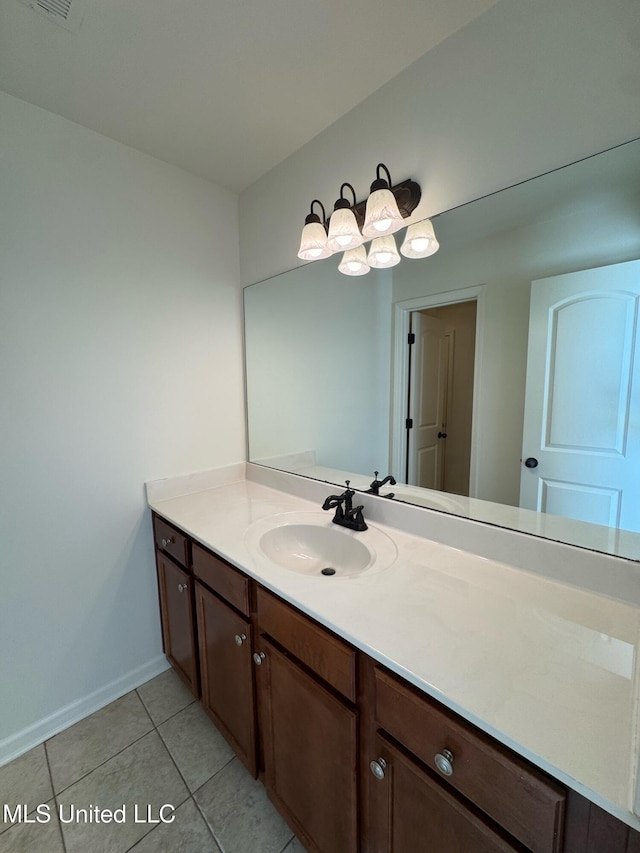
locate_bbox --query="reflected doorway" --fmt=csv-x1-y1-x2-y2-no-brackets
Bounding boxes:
407,301,477,494
391,285,484,500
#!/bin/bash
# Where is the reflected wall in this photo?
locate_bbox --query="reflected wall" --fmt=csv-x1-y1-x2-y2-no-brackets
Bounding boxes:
244,263,392,475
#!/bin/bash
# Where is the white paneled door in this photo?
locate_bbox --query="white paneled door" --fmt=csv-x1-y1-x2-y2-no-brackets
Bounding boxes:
520,260,640,531
408,312,451,490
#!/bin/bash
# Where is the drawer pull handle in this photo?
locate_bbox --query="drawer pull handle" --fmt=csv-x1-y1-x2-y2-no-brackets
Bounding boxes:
434,749,454,777
370,758,387,781
253,651,266,666
235,633,247,646
177,582,188,593
161,537,175,547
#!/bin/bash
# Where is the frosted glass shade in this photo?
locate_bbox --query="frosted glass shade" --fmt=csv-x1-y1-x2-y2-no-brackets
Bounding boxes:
326,207,364,253
297,221,332,260
400,219,440,258
362,188,405,238
338,246,370,276
367,234,400,269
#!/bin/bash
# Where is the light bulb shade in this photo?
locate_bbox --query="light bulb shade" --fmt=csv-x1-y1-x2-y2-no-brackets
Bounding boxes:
297,220,332,260
400,219,440,259
362,188,405,238
326,207,364,253
367,234,400,269
338,246,370,276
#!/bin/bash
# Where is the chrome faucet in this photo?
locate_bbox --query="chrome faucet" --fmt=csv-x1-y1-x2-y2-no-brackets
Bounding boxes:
322,481,367,531
365,471,396,498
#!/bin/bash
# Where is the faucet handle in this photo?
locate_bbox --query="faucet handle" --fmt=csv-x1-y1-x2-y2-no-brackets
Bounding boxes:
351,505,368,531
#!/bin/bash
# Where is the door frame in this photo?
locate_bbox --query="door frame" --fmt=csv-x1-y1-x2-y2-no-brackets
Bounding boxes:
390,285,486,498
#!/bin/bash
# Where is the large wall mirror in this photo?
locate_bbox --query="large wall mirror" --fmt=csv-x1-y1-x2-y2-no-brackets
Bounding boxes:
244,139,640,560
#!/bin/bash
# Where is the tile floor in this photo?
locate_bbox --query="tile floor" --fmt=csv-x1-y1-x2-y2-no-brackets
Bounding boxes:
0,668,306,853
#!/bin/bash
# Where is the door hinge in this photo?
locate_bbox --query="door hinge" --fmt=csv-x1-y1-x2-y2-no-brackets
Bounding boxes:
407,332,415,345
406,418,413,429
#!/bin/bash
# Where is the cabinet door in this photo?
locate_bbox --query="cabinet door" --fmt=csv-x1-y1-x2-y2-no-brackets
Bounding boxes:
195,582,257,776
257,637,358,853
155,551,199,696
369,733,524,853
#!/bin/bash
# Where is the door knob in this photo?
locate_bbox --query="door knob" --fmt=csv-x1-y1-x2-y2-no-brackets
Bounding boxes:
524,457,539,469
253,651,266,666
437,431,447,439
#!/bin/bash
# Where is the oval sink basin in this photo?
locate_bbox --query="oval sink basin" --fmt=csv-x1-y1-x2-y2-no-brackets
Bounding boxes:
260,523,371,575
245,512,397,579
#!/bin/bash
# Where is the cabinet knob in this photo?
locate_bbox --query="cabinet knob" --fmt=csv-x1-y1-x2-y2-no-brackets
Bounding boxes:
434,748,455,777
177,582,188,593
161,537,175,547
253,651,266,666
369,758,387,780
235,633,247,646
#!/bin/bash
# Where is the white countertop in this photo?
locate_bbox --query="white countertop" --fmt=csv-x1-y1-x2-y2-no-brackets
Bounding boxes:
147,471,640,830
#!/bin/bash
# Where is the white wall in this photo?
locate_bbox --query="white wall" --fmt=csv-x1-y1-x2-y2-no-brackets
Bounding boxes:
239,0,640,286
0,92,245,761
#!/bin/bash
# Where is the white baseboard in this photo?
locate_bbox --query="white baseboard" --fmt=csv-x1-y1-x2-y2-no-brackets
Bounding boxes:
0,655,170,768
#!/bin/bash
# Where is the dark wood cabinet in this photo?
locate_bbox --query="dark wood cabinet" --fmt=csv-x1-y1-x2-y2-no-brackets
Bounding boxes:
255,586,359,853
257,635,358,853
151,512,640,853
369,732,524,853
155,550,199,696
195,580,257,776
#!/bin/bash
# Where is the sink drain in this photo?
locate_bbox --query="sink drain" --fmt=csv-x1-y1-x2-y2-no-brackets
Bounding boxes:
321,567,336,576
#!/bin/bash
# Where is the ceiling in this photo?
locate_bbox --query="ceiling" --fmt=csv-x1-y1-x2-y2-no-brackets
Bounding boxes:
0,0,498,191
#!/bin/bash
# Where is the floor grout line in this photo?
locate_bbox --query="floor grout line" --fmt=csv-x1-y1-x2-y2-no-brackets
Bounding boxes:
135,686,197,729
43,740,68,853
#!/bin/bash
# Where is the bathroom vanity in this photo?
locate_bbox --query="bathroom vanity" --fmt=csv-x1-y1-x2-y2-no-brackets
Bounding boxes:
147,468,640,853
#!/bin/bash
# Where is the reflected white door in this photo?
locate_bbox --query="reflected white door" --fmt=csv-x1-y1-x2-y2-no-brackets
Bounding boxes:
408,313,451,489
520,260,640,531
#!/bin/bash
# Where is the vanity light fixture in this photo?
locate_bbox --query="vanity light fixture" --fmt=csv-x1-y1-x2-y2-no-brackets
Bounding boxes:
326,183,364,253
297,164,425,274
400,218,440,258
367,234,401,269
338,245,370,276
362,164,406,238
297,199,332,260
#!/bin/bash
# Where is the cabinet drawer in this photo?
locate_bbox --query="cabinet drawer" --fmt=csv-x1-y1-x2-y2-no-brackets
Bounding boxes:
374,667,565,853
192,542,250,616
153,515,189,568
257,587,356,702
